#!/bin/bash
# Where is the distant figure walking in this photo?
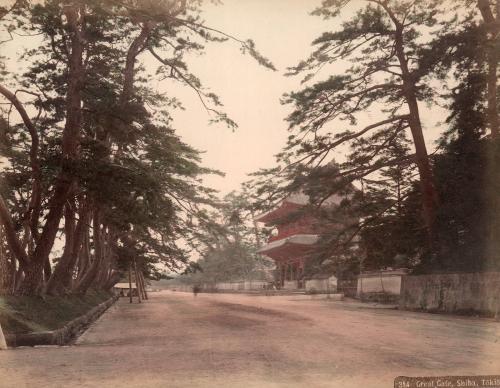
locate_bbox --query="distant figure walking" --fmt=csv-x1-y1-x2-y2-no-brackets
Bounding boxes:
192,285,200,297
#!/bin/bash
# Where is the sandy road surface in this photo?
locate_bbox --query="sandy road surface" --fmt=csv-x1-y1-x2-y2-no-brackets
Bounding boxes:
0,291,499,388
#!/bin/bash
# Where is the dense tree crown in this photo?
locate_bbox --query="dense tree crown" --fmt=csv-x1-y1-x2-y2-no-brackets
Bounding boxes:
0,0,498,297
246,0,499,275
0,0,274,296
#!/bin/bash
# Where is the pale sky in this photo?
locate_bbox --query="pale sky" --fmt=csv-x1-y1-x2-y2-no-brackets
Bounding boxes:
154,0,447,196
158,0,337,195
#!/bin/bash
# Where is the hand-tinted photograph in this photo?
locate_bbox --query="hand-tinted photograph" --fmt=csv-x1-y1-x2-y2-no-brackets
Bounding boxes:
0,1,499,387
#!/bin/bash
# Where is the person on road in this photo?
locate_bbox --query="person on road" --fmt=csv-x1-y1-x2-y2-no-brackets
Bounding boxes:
192,285,200,297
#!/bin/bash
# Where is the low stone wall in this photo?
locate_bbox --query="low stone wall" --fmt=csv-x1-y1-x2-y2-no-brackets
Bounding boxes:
357,269,407,302
399,272,500,316
5,295,118,347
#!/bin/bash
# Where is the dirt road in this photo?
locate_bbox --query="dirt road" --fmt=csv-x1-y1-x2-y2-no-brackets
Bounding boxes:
0,291,499,387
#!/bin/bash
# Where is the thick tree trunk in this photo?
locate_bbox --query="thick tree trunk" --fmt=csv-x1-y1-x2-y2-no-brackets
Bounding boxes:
121,21,157,104
75,228,90,284
74,256,100,295
18,5,85,295
136,268,146,300
478,13,499,254
74,210,103,294
136,269,144,300
47,198,90,294
19,261,44,295
98,232,112,288
128,264,133,304
405,94,439,241
93,227,114,290
478,0,499,138
140,271,148,300
103,270,121,291
486,40,499,138
0,194,29,268
0,227,11,295
0,83,42,244
10,256,17,294
392,24,439,247
13,265,24,294
17,182,71,295
134,259,142,303
477,0,499,266
43,256,51,283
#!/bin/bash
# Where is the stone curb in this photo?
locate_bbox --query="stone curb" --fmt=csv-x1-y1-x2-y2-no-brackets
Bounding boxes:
4,295,119,348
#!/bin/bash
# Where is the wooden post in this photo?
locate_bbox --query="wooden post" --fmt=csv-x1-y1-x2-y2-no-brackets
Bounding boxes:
128,263,133,304
133,259,142,304
0,322,7,350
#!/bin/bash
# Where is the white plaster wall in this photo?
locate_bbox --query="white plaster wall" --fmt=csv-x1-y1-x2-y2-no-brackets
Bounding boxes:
243,281,267,290
305,277,337,292
283,280,299,290
214,281,268,290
